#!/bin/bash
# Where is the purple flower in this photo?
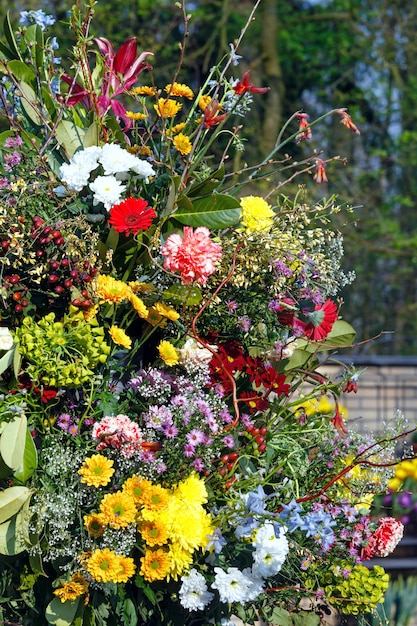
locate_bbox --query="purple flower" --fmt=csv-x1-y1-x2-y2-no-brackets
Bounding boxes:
57,413,71,430
4,151,21,170
193,457,204,471
187,429,205,446
68,424,78,436
226,300,238,313
237,316,252,332
222,435,235,448
184,443,196,458
163,424,178,439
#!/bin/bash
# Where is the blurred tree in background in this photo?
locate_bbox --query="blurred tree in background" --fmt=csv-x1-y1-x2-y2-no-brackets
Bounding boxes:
2,0,417,355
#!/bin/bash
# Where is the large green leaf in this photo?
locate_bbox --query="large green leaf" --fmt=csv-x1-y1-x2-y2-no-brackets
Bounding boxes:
13,427,38,482
45,597,81,626
174,193,241,229
296,320,357,354
162,284,202,307
0,346,14,376
3,13,22,61
55,120,86,158
83,122,99,148
0,486,32,524
1,413,27,470
7,59,36,83
19,81,42,125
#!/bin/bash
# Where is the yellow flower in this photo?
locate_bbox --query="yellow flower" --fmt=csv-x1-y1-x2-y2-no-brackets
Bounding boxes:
198,95,211,111
129,281,156,294
140,548,171,582
139,519,169,546
173,473,208,506
154,301,180,321
100,491,137,529
84,513,106,537
173,133,193,155
131,85,157,96
86,548,122,583
154,98,182,118
125,111,147,121
140,484,170,520
109,325,132,349
129,293,149,319
146,305,167,327
96,275,132,304
82,304,99,322
166,542,194,580
78,454,115,487
158,340,179,366
166,122,186,136
165,82,194,99
122,475,153,505
167,503,213,552
113,554,136,583
53,573,89,603
240,196,275,232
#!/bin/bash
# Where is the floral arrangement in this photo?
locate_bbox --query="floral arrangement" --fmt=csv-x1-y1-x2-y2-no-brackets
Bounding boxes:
0,3,413,626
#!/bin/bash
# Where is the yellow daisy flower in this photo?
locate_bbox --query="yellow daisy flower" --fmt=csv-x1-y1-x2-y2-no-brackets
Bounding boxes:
198,95,211,111
131,85,157,96
139,519,169,546
78,454,115,487
109,325,132,349
165,82,194,99
129,293,149,319
84,512,106,537
173,133,193,155
154,301,180,321
140,548,171,582
140,485,170,520
122,475,153,505
166,122,186,136
158,340,179,366
239,196,275,232
113,554,136,583
53,573,89,603
125,111,147,121
86,548,122,583
146,305,167,327
96,275,132,304
100,491,137,529
154,98,182,118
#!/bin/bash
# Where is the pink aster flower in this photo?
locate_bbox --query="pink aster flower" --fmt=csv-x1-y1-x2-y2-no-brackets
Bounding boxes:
161,226,222,285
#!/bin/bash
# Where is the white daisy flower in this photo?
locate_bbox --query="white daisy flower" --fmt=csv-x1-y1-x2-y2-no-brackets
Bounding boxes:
98,143,138,178
211,567,254,604
89,175,126,210
179,569,214,611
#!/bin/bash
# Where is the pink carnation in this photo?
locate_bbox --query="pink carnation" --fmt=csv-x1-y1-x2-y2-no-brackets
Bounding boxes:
161,226,222,285
362,517,404,559
92,414,143,458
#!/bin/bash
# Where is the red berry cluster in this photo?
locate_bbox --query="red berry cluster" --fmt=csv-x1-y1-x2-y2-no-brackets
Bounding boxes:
246,423,268,453
218,451,239,490
1,215,98,320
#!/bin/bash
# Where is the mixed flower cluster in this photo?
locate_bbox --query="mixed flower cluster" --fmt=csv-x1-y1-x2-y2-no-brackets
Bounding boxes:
0,5,413,626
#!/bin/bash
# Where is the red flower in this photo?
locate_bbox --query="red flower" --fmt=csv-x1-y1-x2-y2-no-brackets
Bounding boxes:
233,71,270,96
303,299,338,341
238,390,269,414
336,108,361,136
108,198,156,236
362,517,404,559
203,99,227,129
245,357,290,395
33,387,58,403
331,404,348,436
295,113,312,142
313,159,328,184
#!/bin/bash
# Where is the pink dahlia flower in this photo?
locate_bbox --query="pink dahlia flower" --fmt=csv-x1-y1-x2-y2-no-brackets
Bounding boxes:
161,226,222,285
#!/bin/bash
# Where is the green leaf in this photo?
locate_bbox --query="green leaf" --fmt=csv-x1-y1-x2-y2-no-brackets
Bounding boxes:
283,348,316,371
1,414,27,470
13,427,38,482
3,13,22,61
55,120,86,158
0,455,12,480
187,178,221,197
295,320,357,354
13,341,21,379
83,122,99,148
269,606,293,626
19,81,43,125
45,597,81,626
162,284,202,306
24,24,44,69
0,346,14,376
0,486,32,524
174,193,241,229
292,612,320,626
7,59,36,83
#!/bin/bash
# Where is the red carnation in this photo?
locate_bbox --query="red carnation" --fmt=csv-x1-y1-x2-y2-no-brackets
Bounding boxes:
362,517,404,559
108,198,156,236
303,299,338,341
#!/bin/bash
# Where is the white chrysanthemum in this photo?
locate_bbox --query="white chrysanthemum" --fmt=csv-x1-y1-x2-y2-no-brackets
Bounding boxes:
179,569,214,611
130,158,155,182
242,567,265,601
59,146,102,191
0,327,14,351
211,567,254,604
251,523,289,578
179,338,216,366
89,175,126,210
98,143,139,178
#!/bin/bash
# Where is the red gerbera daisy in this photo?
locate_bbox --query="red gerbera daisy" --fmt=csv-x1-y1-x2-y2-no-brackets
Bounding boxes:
108,198,156,236
303,299,338,341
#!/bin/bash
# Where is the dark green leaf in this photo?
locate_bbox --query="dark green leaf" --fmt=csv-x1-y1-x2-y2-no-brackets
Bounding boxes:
3,13,22,60
174,193,241,229
292,612,320,626
162,283,202,306
13,427,38,482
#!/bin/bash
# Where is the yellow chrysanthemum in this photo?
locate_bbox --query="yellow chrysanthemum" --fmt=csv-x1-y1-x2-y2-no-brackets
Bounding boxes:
129,293,149,319
166,122,186,136
139,519,169,546
129,281,156,294
131,85,157,96
122,475,153,505
99,491,138,529
154,98,182,118
146,305,167,327
140,548,171,582
173,473,208,506
167,503,213,552
140,485,170,520
109,325,132,349
165,542,193,580
54,573,89,603
153,301,180,321
113,554,136,583
173,133,193,155
158,340,179,366
86,548,122,583
96,275,132,304
78,454,115,487
84,513,106,537
239,196,275,232
198,95,211,111
126,111,147,121
165,82,194,99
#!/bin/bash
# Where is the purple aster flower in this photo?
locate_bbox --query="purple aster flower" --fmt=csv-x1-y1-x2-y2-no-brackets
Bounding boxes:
0,177,9,188
4,151,21,170
222,435,235,448
68,424,78,436
156,461,167,474
4,135,23,148
184,443,196,458
226,300,238,313
163,424,178,438
220,408,233,424
237,316,252,332
187,429,205,446
171,394,190,408
57,413,71,430
193,457,204,471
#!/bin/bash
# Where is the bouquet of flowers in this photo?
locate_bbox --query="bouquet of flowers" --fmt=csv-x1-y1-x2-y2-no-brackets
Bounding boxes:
0,3,412,625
